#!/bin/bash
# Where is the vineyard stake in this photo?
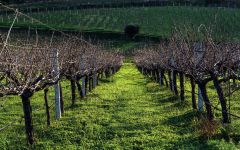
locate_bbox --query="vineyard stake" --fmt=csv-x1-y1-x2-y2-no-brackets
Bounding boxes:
198,84,203,112
93,58,97,88
52,48,61,119
80,58,86,97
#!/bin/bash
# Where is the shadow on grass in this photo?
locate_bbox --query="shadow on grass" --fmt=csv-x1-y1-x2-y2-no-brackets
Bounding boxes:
162,110,197,127
97,104,111,109
99,78,111,83
171,100,191,110
160,110,225,149
64,103,81,110
154,96,179,105
169,136,222,150
102,122,155,139
127,80,147,86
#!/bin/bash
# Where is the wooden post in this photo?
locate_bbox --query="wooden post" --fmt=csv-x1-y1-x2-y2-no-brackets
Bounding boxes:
198,84,204,112
82,76,86,97
171,70,174,91
194,42,204,112
93,59,97,88
93,72,97,88
79,54,86,97
52,49,61,119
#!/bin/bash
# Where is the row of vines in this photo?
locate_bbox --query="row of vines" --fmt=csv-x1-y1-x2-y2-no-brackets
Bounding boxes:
0,30,123,144
134,27,240,125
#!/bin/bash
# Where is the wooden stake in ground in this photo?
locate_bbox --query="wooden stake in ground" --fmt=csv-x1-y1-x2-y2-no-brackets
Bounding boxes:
52,48,61,119
198,84,204,112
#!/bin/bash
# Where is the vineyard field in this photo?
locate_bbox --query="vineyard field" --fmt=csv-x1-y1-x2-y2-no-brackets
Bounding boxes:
1,1,240,149
0,63,240,149
0,6,240,40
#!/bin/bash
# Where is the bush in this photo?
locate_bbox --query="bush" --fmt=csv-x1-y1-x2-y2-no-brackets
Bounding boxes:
124,25,139,39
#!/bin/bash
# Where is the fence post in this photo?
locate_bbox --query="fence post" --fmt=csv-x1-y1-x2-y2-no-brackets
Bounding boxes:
171,70,174,91
81,77,86,97
198,85,203,112
93,58,97,88
52,49,61,119
80,56,86,97
194,42,204,112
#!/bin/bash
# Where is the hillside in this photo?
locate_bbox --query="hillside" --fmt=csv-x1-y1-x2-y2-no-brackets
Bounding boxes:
0,6,240,40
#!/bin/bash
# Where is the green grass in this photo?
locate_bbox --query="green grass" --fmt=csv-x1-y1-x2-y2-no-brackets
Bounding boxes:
0,63,240,149
0,6,240,40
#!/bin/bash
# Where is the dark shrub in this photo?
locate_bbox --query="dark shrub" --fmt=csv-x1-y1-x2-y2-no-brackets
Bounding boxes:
124,25,139,39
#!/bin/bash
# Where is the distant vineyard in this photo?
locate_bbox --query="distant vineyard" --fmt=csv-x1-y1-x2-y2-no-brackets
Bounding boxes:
4,0,240,8
0,6,240,40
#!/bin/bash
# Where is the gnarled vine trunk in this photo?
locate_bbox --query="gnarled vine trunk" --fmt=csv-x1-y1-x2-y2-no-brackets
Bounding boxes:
44,89,51,126
70,79,76,106
168,71,173,91
85,75,88,94
210,72,229,123
60,83,64,114
172,70,178,96
76,81,83,99
198,82,214,121
159,69,164,86
21,89,34,145
179,72,184,101
89,75,93,92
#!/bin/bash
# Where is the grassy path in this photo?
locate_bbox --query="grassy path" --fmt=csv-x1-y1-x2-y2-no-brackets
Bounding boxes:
50,63,236,149
0,63,238,149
